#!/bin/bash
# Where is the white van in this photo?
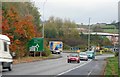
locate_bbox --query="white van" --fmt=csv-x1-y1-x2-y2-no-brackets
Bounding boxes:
0,34,13,71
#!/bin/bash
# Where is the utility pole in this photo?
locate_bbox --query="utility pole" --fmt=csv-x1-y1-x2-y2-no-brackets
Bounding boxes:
0,2,2,34
40,0,47,57
118,21,120,69
118,1,120,69
88,18,91,51
42,0,47,38
113,26,116,52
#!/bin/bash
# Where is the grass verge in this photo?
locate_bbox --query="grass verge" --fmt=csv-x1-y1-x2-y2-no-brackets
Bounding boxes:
104,56,119,76
13,55,54,64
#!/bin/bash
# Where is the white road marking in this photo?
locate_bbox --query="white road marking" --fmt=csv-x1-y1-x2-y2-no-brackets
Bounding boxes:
87,67,94,76
57,60,92,76
87,62,98,76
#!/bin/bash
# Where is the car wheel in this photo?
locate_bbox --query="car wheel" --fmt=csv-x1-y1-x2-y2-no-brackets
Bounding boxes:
8,63,12,71
92,57,95,60
0,64,2,72
77,60,80,63
68,60,69,63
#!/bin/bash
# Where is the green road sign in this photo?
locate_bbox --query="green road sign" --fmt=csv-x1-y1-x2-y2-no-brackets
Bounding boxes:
28,38,44,52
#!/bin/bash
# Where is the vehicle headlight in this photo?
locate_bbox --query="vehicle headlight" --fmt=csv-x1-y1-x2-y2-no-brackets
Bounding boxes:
76,57,79,60
68,57,71,59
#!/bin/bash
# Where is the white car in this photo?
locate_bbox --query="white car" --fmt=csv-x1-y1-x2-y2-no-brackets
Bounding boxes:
79,52,88,61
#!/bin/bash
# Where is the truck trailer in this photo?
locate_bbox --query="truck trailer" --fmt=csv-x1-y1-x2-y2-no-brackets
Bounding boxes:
49,41,63,54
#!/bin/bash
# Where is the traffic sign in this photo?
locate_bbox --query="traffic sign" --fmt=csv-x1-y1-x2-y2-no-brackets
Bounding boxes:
71,47,80,50
28,38,44,52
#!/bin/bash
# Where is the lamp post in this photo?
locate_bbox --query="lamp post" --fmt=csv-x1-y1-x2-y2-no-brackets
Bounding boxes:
113,26,116,52
118,1,120,69
118,22,120,69
88,18,90,50
40,0,47,57
42,0,47,38
0,2,2,34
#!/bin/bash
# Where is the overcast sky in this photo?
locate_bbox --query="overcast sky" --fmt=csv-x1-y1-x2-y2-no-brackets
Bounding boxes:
32,0,119,25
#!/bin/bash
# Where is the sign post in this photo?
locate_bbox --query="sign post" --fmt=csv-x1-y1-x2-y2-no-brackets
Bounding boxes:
28,38,44,57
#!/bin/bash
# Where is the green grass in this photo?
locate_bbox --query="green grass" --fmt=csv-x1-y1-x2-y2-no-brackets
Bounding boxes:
95,51,114,56
91,24,118,33
103,51,114,54
100,25,116,29
98,24,118,33
103,29,118,33
104,57,119,76
13,54,54,64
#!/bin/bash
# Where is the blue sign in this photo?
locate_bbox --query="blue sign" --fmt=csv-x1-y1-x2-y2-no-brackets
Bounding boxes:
71,47,80,50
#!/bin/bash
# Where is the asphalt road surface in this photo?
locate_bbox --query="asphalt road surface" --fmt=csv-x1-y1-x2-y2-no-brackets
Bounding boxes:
59,54,114,76
2,53,114,76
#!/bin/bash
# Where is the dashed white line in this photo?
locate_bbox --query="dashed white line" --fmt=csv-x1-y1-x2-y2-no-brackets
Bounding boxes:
57,60,92,76
87,63,97,76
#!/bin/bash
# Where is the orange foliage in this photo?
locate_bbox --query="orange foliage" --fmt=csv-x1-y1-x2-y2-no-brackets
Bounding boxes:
15,39,21,45
2,6,41,58
7,6,19,21
2,19,10,31
0,11,1,31
14,15,35,40
10,44,17,52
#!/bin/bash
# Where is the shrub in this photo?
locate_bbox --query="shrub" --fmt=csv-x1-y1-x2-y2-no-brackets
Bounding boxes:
63,44,71,50
115,52,119,57
42,46,51,57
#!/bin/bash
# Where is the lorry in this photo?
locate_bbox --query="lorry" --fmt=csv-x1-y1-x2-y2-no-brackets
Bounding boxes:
49,41,63,54
0,34,13,71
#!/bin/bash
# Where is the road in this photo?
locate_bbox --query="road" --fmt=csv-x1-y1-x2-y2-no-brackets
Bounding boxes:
2,53,114,77
60,54,114,76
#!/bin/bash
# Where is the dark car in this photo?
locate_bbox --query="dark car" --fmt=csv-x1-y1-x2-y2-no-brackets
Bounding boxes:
67,53,80,63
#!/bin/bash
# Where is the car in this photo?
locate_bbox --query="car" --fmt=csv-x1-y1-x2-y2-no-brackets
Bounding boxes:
67,53,80,63
86,51,95,59
79,52,88,61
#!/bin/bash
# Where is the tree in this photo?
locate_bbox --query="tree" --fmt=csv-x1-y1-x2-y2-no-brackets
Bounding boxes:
2,2,42,58
44,16,79,38
2,2,42,34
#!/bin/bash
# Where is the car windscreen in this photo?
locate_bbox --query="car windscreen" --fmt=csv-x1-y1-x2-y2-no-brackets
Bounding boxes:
86,52,93,54
79,52,87,55
80,53,87,55
70,54,78,57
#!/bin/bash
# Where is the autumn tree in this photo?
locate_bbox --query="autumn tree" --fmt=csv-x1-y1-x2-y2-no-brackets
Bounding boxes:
2,2,42,58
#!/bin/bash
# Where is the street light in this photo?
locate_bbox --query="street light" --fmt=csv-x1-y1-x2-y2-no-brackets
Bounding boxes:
39,0,47,56
118,1,120,69
113,26,116,52
88,18,91,51
42,0,47,38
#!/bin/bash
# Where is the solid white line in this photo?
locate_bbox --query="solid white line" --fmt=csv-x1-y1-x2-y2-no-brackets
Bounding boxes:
57,60,92,76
